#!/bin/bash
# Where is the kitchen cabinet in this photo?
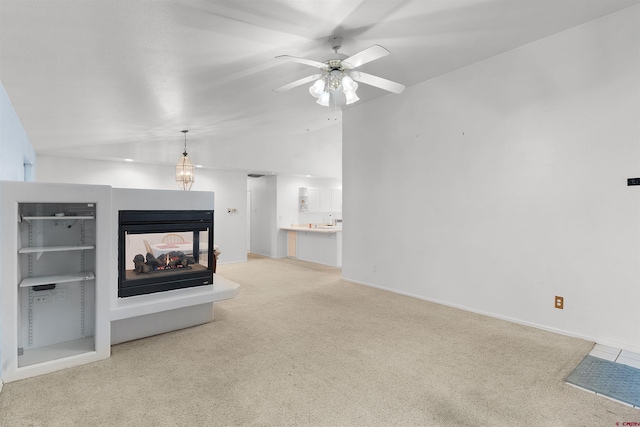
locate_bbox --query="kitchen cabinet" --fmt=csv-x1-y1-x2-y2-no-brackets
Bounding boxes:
319,189,332,212
299,187,342,213
331,189,342,212
298,187,308,212
307,188,320,212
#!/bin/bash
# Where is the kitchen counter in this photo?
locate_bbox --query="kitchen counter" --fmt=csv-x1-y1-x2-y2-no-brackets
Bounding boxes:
281,226,342,267
280,226,342,234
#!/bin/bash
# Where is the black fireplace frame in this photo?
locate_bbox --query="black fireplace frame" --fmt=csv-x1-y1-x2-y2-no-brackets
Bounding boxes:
118,210,214,298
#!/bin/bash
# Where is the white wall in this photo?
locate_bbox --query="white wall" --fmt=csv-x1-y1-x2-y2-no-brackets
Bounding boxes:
0,81,37,379
248,175,277,257
343,7,640,352
0,82,36,181
35,156,248,264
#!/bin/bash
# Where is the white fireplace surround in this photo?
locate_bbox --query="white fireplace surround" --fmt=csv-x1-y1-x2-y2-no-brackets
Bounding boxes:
0,182,239,383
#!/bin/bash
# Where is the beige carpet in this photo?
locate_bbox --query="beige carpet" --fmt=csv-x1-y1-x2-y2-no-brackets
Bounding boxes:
0,255,637,426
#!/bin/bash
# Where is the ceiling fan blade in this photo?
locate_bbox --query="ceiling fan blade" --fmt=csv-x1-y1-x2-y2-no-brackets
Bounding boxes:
274,74,322,93
342,45,389,69
275,55,329,70
352,71,405,94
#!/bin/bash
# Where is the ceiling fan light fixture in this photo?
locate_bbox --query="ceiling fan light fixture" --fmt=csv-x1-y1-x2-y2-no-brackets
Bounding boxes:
309,79,326,98
328,70,342,91
316,91,330,106
341,75,358,92
275,40,404,108
344,90,359,105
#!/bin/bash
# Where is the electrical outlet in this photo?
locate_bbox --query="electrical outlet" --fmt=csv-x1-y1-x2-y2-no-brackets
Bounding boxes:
34,294,51,303
372,264,377,272
555,296,564,309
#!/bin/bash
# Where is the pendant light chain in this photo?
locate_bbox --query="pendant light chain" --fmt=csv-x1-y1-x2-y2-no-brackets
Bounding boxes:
183,130,188,155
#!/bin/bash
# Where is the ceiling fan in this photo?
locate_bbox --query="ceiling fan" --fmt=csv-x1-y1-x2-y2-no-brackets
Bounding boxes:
274,37,405,107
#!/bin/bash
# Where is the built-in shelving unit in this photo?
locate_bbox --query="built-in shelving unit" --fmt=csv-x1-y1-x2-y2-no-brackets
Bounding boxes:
17,204,97,369
1,182,112,383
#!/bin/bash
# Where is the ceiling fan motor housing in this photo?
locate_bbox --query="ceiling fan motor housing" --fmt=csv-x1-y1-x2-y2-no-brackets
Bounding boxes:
327,59,344,70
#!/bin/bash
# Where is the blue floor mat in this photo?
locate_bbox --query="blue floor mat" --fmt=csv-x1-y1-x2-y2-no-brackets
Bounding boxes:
567,355,640,407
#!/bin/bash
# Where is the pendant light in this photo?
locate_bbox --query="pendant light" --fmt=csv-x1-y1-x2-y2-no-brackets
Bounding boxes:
175,130,194,191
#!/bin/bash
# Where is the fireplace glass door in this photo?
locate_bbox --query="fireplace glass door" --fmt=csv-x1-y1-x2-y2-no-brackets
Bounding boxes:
118,210,214,297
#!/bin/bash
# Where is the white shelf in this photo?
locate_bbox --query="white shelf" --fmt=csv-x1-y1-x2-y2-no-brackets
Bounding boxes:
18,337,95,367
21,215,94,221
18,244,95,254
19,272,95,288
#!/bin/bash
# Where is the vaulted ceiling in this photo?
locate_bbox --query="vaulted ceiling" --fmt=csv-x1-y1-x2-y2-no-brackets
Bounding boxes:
1,0,638,176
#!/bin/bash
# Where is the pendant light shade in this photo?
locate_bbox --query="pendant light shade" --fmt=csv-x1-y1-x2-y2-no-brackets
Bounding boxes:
175,130,194,191
309,79,326,98
316,91,330,106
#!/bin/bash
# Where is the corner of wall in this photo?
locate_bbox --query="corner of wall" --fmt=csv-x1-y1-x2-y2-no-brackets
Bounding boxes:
0,81,36,181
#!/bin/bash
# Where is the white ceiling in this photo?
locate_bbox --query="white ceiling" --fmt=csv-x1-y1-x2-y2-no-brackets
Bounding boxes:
1,0,638,174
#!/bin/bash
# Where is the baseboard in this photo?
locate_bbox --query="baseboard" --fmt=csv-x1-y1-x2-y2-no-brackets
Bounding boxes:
342,276,640,355
0,379,4,394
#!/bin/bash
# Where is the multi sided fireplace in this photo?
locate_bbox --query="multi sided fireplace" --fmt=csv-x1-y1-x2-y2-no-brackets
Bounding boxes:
118,210,214,298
